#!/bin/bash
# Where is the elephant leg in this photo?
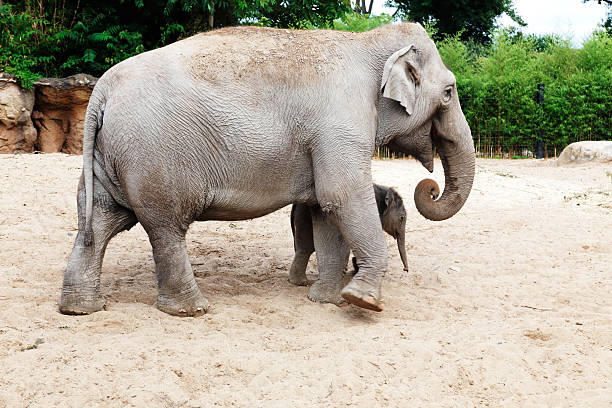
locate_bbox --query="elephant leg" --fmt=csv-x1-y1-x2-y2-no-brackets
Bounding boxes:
337,188,388,311
312,151,388,311
60,175,137,315
288,204,314,286
145,228,209,317
307,207,350,306
350,256,359,276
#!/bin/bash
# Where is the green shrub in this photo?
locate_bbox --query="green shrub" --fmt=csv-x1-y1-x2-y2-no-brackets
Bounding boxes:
0,4,49,88
330,12,392,32
1,1,610,151
440,28,612,154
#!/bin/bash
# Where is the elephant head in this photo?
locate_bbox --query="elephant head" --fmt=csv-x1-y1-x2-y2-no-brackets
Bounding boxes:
377,28,475,221
379,186,410,272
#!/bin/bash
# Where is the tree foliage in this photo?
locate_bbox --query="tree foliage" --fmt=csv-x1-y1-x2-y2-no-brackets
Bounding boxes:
249,1,350,29
0,4,50,87
1,1,610,151
389,0,525,43
438,29,612,154
329,11,392,31
0,0,350,84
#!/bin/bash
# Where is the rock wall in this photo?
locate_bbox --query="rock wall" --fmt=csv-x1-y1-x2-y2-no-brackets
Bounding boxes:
33,74,97,154
0,73,96,155
0,76,37,153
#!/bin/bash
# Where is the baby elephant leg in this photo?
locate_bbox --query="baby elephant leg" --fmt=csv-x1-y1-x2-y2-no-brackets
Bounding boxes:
288,204,314,286
308,207,350,306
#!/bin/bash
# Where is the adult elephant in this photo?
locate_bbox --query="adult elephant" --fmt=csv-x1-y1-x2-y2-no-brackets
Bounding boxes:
59,23,475,317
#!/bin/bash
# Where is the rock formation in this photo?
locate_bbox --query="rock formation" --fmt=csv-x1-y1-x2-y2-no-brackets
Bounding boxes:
556,141,612,165
32,74,97,154
0,75,37,153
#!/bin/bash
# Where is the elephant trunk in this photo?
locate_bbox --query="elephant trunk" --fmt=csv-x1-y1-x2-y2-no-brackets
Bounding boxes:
413,113,475,221
395,229,409,271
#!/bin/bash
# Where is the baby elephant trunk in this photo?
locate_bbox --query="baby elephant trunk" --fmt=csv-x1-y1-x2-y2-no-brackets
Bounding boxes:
395,229,409,272
352,218,410,274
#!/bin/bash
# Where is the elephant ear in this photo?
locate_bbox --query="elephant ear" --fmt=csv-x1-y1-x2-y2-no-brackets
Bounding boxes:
381,45,420,115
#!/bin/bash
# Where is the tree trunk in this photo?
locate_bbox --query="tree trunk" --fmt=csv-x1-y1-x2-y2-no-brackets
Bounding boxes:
208,13,214,29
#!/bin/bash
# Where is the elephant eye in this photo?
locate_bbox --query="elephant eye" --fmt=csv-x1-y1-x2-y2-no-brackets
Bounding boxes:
443,86,452,103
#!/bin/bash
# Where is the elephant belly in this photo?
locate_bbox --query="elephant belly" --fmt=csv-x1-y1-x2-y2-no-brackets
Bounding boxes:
197,161,316,221
102,98,318,223
199,186,315,221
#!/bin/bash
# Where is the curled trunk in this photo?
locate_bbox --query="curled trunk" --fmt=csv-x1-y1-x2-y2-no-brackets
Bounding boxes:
414,126,475,221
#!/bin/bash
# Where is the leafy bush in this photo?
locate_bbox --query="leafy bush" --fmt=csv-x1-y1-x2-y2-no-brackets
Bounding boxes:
331,12,392,32
440,28,612,154
1,1,610,151
48,15,145,75
0,0,350,85
0,4,51,88
0,2,146,85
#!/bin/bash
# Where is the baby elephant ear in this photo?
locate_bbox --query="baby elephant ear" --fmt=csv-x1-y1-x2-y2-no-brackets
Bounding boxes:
381,45,420,115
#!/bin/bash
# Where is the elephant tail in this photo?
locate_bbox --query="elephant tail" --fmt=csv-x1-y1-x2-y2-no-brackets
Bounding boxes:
82,89,106,246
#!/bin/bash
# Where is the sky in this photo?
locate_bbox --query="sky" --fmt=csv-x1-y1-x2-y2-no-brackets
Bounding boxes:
370,0,609,46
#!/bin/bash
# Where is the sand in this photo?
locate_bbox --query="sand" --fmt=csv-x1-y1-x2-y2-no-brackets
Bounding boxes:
0,154,611,407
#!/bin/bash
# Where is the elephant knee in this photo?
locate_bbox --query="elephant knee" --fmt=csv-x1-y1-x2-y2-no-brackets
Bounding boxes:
294,248,313,261
320,201,341,216
315,186,347,217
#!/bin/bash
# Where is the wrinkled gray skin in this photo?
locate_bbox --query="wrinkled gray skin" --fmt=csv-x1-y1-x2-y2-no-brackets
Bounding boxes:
289,184,408,304
59,23,475,317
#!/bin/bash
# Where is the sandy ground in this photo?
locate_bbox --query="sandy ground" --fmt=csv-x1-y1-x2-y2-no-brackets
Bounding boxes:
0,153,611,407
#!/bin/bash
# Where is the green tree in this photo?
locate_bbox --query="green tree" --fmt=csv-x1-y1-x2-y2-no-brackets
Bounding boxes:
0,0,351,83
330,12,392,31
250,0,350,29
0,3,50,87
437,27,612,156
388,0,525,43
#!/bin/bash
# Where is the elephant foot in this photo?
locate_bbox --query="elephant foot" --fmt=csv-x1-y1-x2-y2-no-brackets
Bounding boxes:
341,277,384,312
288,256,311,286
308,280,346,306
156,288,209,317
59,290,106,315
288,274,312,286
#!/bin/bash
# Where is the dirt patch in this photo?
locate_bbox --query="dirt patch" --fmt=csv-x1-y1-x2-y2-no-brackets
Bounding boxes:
1,155,611,407
524,328,552,341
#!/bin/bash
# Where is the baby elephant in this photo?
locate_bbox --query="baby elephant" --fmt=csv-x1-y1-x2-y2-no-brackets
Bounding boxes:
289,184,409,287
